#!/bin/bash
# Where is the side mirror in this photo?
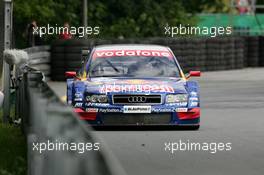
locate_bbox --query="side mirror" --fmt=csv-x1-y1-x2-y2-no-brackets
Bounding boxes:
81,49,90,56
81,48,90,64
186,71,201,79
65,71,77,78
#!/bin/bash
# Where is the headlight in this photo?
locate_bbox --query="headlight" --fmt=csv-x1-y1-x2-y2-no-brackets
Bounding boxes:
98,95,108,103
166,94,188,103
86,95,108,103
90,95,98,103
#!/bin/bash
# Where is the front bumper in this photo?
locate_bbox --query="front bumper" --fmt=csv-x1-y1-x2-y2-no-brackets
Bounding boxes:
74,104,200,126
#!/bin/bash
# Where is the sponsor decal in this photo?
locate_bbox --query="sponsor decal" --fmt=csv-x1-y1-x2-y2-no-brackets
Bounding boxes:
100,84,174,94
85,102,110,107
88,81,103,85
190,91,198,96
123,106,151,113
98,108,122,113
74,102,83,107
125,80,149,84
152,108,174,112
93,79,167,85
74,92,83,98
165,102,188,106
124,80,170,85
85,108,99,112
189,97,198,101
190,101,198,107
175,108,188,112
74,98,83,101
152,107,188,112
93,50,172,58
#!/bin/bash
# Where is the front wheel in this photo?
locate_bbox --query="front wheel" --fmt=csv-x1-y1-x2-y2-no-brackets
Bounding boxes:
190,125,200,130
179,125,200,130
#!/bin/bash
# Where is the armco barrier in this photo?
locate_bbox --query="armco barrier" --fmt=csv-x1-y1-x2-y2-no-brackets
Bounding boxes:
50,36,263,81
24,45,51,80
10,52,125,175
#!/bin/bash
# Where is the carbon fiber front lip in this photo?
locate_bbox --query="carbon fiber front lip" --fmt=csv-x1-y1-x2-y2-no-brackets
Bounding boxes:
101,113,171,125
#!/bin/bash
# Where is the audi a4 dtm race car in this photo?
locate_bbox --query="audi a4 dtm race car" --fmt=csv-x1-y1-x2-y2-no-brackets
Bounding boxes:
66,44,201,129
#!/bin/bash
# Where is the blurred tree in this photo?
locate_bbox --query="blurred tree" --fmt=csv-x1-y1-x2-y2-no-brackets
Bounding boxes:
14,0,81,48
180,0,230,13
88,0,196,38
14,0,225,48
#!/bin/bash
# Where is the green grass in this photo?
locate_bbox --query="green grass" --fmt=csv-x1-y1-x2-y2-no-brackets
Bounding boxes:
0,71,26,174
0,110,27,175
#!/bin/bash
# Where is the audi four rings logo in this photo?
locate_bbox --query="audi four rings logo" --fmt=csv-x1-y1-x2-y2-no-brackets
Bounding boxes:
128,96,147,103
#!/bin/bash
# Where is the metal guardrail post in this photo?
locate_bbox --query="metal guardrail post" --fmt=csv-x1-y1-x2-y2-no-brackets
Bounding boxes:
2,0,13,123
83,0,88,39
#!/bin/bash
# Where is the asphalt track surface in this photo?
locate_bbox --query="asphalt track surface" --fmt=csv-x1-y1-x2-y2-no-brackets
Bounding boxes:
49,68,264,175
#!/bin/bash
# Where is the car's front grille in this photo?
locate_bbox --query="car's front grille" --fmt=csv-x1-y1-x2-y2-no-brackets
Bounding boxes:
102,113,171,125
112,94,161,105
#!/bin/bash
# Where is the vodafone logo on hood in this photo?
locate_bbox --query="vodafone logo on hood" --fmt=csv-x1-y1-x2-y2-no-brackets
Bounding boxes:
93,50,172,58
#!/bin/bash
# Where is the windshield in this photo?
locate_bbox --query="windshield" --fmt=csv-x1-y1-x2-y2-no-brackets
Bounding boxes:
87,49,181,78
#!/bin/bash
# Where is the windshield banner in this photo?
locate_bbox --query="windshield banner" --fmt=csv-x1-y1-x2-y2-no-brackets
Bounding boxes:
93,50,173,58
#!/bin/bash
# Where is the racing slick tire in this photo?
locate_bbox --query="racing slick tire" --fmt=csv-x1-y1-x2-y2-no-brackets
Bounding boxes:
179,125,200,130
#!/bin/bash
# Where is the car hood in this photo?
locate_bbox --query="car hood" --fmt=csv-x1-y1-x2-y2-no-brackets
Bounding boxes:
79,77,187,95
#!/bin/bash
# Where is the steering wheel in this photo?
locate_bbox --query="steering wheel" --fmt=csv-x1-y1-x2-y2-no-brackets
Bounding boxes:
146,57,171,67
90,59,120,74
